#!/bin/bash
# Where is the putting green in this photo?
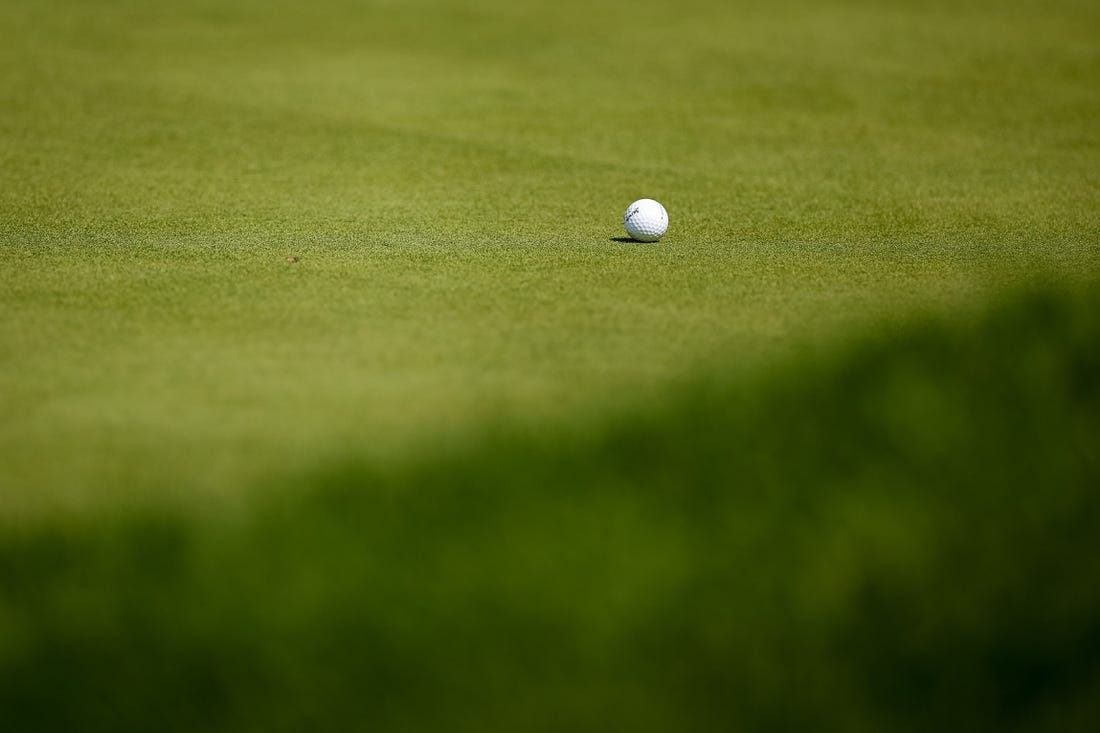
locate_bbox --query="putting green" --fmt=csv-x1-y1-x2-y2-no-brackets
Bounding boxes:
3,0,1096,515
2,1,1099,730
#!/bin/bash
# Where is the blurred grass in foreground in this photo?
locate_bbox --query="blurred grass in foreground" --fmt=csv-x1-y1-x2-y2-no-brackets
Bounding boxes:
2,282,1099,732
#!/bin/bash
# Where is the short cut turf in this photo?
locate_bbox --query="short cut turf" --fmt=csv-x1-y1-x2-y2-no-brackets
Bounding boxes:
1,0,1099,730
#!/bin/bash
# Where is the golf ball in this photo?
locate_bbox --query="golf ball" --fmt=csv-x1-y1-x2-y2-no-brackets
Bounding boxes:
623,199,668,242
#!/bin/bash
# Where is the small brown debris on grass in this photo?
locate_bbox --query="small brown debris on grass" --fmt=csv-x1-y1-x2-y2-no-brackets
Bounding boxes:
287,256,300,263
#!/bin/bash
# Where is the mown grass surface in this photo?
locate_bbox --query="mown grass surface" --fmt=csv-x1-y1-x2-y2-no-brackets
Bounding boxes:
2,284,1099,732
2,1,1100,728
2,0,1098,513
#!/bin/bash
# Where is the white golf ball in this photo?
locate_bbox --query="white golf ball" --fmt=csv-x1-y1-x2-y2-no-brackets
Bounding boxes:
623,199,668,242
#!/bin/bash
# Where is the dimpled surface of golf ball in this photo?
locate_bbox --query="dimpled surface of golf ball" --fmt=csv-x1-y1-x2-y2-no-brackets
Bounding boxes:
623,199,668,242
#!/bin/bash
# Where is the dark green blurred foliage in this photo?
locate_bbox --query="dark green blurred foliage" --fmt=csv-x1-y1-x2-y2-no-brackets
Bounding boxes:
2,284,1099,732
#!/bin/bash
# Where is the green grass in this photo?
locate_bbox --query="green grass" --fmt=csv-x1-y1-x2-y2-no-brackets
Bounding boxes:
3,284,1099,732
3,0,1097,514
1,0,1099,728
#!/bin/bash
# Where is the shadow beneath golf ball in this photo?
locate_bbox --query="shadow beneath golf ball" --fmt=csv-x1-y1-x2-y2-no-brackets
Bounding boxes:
609,236,645,243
